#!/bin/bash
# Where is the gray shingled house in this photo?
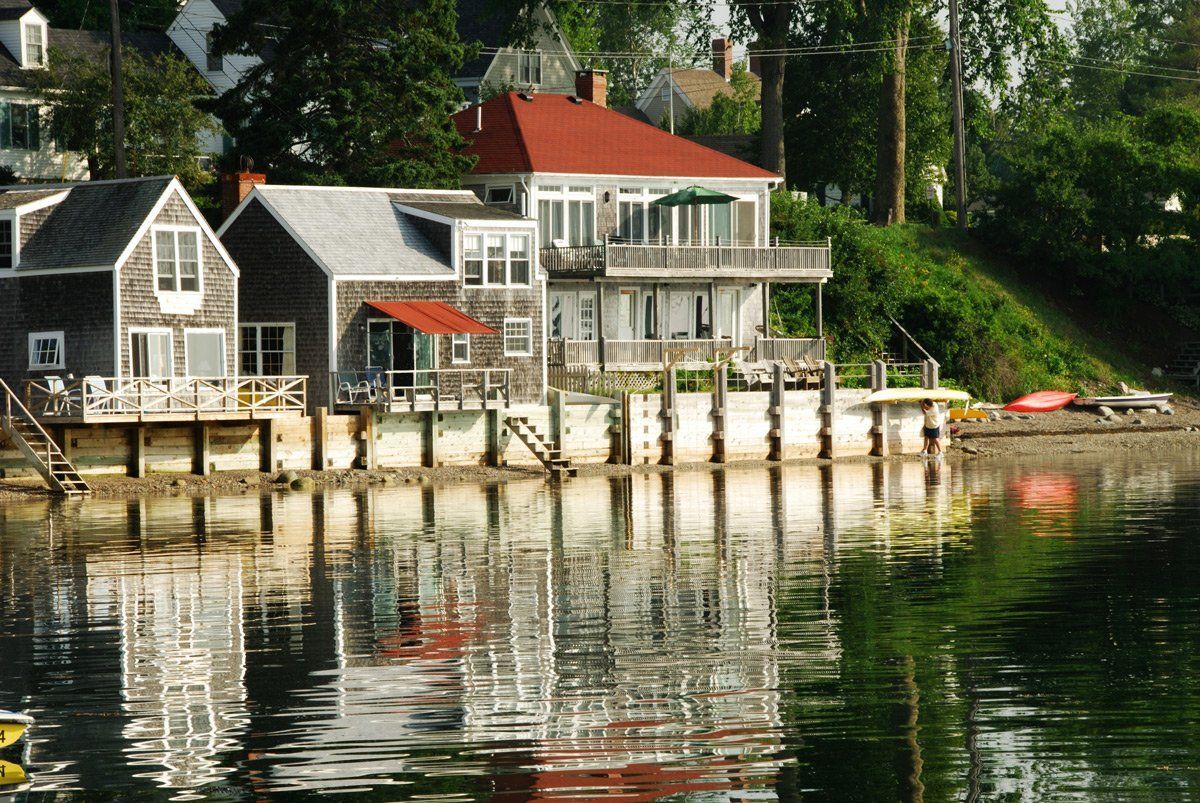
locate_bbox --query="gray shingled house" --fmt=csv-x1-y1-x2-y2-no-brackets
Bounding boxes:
218,183,545,412
0,176,240,398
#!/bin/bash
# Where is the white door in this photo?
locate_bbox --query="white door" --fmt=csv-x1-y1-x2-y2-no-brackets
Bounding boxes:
185,330,227,377
716,289,739,342
617,288,637,340
578,292,596,340
668,292,692,339
550,291,575,339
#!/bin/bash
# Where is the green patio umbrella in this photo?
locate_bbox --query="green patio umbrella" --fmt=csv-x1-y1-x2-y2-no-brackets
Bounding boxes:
651,185,738,207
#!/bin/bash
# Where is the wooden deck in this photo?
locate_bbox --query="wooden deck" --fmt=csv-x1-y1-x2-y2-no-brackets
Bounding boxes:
331,368,512,413
541,240,832,280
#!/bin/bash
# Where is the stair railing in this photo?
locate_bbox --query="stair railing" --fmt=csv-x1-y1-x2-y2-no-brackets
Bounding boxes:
2,377,60,479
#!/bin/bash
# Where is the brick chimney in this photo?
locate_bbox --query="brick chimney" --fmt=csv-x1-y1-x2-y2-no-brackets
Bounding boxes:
748,42,762,78
574,69,608,108
221,171,266,221
712,37,733,81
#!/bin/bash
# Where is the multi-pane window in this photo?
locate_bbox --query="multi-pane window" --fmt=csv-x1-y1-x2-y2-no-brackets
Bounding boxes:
451,334,470,364
27,331,63,370
1,103,41,150
518,51,542,85
539,186,594,247
154,228,201,292
240,324,296,376
131,331,172,378
205,32,223,72
24,25,44,67
503,318,533,356
0,219,12,269
464,232,532,287
464,234,483,285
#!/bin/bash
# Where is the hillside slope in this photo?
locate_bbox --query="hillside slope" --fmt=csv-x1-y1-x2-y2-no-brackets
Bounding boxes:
770,197,1185,402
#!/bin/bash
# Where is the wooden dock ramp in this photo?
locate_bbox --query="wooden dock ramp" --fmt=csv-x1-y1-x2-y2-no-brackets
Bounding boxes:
0,379,90,496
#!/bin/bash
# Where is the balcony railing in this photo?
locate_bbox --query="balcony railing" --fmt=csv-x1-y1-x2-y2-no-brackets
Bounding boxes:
24,376,307,420
548,337,826,369
540,239,832,279
331,369,511,412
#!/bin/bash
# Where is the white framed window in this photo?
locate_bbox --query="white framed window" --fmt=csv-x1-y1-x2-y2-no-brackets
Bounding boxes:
451,333,470,364
661,83,670,102
464,231,534,287
24,24,44,67
240,324,296,376
184,329,227,377
518,51,542,85
503,318,533,356
0,218,13,269
130,329,173,378
485,186,514,205
538,185,594,247
28,331,63,370
153,226,202,293
464,234,483,286
1,102,41,150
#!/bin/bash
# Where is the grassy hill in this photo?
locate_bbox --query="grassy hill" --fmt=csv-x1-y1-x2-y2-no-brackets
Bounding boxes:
770,197,1187,402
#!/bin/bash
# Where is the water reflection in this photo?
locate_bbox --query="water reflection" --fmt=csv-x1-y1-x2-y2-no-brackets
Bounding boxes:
1,454,1200,799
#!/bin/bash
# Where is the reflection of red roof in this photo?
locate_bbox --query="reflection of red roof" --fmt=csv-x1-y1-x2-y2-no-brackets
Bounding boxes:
453,92,779,180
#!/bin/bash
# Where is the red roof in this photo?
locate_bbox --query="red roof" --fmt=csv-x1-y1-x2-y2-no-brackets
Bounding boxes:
453,92,778,180
365,301,497,335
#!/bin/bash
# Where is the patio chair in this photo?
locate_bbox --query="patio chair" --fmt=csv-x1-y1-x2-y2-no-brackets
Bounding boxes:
802,356,824,390
82,376,112,414
336,372,373,404
42,376,67,415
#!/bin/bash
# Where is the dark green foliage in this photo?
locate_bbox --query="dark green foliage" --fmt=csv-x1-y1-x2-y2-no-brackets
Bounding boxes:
33,0,178,31
771,193,1126,400
32,46,218,191
210,0,476,188
675,63,761,136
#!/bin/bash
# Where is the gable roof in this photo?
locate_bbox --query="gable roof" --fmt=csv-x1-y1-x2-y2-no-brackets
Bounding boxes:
229,186,477,278
0,26,179,89
453,92,779,180
664,68,760,110
0,0,36,20
3,176,175,271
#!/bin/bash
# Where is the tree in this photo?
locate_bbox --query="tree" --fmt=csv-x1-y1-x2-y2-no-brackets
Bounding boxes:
33,46,218,188
675,63,761,135
210,0,476,188
729,1,797,181
32,0,178,31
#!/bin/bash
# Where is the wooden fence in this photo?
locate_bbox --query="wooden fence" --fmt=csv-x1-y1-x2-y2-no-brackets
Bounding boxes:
24,376,307,420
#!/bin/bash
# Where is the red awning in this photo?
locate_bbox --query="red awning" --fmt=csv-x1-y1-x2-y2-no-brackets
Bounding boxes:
364,300,497,335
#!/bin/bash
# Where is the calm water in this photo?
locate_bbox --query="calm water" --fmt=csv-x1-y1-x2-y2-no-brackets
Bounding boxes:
2,455,1200,800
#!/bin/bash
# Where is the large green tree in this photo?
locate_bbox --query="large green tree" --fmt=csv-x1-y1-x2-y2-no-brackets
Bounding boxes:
31,0,177,31
729,1,797,181
675,62,761,135
210,0,476,187
33,46,218,188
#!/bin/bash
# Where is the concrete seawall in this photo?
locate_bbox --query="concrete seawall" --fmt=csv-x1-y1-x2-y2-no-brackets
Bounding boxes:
0,389,926,479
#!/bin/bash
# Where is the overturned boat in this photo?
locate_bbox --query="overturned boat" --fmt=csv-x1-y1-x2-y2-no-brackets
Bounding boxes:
0,712,33,751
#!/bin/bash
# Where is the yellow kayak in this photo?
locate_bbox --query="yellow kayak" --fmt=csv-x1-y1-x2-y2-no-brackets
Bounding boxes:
0,760,27,789
0,712,33,750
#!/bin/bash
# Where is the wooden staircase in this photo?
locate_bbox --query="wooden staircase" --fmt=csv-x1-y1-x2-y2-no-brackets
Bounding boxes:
505,415,577,479
0,379,90,496
1166,341,1200,386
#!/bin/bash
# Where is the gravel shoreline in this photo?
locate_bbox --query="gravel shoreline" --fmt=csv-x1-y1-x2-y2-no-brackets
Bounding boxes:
3,401,1198,500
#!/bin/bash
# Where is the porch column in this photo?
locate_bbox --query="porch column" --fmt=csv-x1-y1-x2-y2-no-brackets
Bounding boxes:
654,283,663,339
816,282,824,338
761,282,771,337
597,282,606,369
708,281,717,343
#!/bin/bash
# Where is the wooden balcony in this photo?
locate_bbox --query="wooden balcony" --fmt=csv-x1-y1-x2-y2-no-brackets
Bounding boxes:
331,369,511,413
548,337,826,370
540,240,832,281
24,376,307,423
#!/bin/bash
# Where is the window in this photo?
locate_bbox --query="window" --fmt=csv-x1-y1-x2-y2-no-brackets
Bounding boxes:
205,31,223,73
24,25,44,67
464,234,483,286
154,228,201,293
0,219,12,269
539,186,594,247
518,51,542,85
28,331,63,370
1,103,40,150
240,324,296,376
661,84,670,102
185,329,226,377
464,231,533,287
131,331,172,378
451,333,470,364
503,318,533,356
734,200,757,244
485,186,514,205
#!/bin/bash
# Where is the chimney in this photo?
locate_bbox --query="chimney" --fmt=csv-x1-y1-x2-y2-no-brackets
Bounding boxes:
748,42,762,78
712,37,733,81
574,69,608,108
221,170,266,221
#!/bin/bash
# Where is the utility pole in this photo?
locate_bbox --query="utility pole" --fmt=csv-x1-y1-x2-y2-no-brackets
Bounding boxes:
668,51,675,135
109,0,127,178
948,0,967,229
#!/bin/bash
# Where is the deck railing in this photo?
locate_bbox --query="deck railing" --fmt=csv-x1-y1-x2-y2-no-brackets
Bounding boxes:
548,337,826,368
753,337,827,363
330,369,511,411
24,376,307,419
540,241,832,277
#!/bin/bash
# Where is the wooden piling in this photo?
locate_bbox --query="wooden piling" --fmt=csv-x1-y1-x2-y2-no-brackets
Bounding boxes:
870,359,888,457
259,418,277,473
129,426,145,478
312,407,329,470
769,361,785,461
660,365,676,466
818,362,836,460
485,408,502,467
357,408,376,470
711,364,727,463
194,423,210,476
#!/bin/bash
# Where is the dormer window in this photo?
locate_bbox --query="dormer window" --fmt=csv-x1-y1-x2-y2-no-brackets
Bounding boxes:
24,24,44,67
205,31,223,73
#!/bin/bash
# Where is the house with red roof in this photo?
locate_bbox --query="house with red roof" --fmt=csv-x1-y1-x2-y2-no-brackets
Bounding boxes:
452,71,832,372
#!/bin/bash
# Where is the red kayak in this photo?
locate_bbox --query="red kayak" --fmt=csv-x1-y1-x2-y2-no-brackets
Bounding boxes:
1003,391,1078,413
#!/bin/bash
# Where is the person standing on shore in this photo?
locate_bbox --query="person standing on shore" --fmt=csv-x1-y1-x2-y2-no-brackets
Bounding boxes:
921,398,944,458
